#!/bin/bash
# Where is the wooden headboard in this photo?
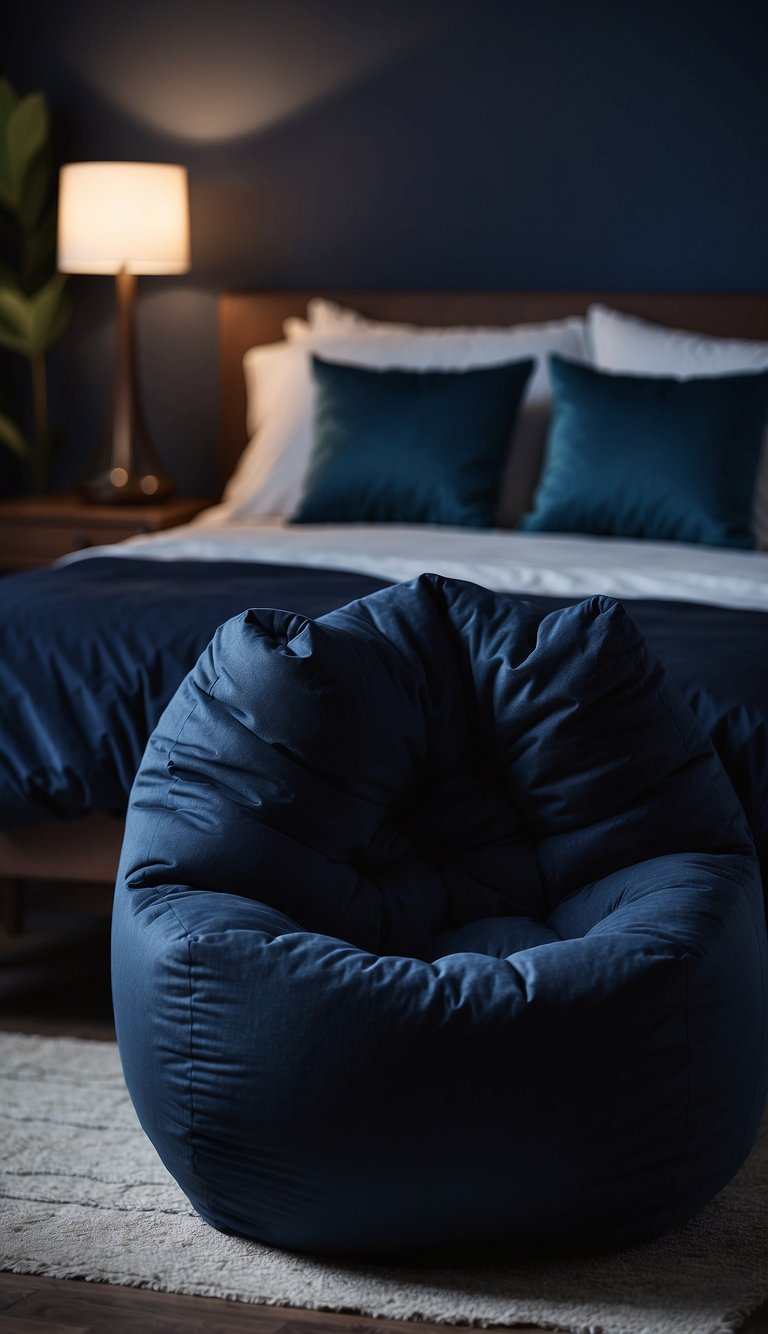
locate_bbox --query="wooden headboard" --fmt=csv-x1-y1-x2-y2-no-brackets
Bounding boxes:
219,291,768,491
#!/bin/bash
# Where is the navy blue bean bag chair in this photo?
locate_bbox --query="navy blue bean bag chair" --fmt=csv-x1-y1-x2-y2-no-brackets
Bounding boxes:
113,575,767,1256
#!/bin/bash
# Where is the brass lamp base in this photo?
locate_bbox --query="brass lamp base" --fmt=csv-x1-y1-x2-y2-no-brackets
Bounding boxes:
80,268,176,506
80,466,175,506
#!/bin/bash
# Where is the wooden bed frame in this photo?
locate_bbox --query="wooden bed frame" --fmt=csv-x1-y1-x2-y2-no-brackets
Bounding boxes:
3,289,768,931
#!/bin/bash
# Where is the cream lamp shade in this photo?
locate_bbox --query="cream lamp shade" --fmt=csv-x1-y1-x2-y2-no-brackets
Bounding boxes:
58,162,190,274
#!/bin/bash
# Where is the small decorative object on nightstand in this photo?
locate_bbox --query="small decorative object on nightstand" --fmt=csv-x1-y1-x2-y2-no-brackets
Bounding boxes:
57,162,190,505
0,493,210,572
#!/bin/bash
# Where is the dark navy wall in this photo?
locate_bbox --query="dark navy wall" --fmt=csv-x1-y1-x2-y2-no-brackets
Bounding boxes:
6,0,768,496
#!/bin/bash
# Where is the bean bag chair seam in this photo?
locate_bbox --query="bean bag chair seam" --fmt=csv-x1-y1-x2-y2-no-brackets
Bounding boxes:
418,574,550,909
584,850,759,942
602,610,746,848
127,879,212,1221
614,616,751,858
135,699,202,882
185,932,213,1223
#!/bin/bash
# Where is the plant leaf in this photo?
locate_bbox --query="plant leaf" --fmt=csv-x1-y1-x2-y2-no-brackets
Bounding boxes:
0,287,32,355
0,256,19,286
0,275,70,358
21,207,56,292
0,79,19,204
7,94,49,218
0,409,32,460
17,141,52,229
30,272,70,354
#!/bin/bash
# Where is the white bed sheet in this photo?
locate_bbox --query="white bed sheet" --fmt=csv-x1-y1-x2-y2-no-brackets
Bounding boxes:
65,512,768,613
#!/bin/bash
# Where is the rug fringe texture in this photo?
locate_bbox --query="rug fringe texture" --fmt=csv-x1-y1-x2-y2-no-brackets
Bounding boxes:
1,1033,766,1334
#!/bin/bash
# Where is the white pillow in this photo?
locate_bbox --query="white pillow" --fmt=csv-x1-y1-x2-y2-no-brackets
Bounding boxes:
222,341,313,517
588,304,768,548
224,306,589,522
284,298,408,342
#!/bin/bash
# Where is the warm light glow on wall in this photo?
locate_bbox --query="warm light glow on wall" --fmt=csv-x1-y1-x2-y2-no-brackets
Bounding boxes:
58,162,190,274
55,0,449,143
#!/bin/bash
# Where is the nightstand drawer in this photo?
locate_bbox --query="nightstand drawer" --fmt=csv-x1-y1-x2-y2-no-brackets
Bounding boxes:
0,495,212,572
0,520,153,569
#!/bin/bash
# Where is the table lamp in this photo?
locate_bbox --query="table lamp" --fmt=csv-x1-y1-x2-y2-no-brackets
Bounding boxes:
57,162,190,504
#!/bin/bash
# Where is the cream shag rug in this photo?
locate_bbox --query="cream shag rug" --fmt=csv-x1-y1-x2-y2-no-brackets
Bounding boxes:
1,1032,766,1334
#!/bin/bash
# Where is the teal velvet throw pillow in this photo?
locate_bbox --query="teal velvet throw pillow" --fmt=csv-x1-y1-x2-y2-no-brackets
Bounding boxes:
520,357,768,548
291,355,534,527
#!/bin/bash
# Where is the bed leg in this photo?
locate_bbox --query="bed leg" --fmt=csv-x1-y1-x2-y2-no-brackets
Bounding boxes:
1,879,24,937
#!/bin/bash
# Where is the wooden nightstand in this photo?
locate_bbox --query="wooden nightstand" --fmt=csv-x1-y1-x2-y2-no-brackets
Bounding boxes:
0,493,212,572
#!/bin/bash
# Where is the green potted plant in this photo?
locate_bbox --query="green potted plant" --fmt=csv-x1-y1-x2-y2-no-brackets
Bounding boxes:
0,78,71,492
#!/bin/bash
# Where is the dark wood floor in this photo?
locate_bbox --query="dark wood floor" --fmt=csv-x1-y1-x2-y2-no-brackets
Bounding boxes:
1,890,767,1334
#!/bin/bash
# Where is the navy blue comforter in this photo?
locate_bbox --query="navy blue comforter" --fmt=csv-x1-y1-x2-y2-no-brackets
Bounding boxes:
1,555,767,887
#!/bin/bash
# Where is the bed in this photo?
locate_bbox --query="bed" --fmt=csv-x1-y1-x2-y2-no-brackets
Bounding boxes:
2,290,768,928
